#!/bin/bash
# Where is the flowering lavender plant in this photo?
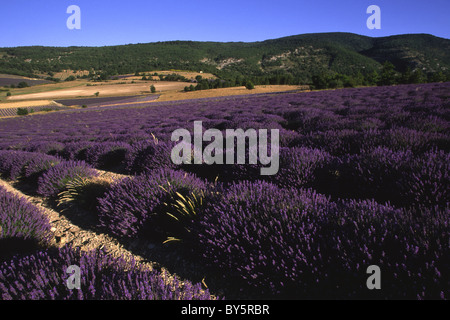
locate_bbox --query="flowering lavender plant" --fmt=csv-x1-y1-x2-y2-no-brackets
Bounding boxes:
37,160,98,197
0,245,218,300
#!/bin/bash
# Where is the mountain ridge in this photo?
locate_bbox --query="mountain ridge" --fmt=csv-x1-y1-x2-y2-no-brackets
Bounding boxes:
1,32,449,83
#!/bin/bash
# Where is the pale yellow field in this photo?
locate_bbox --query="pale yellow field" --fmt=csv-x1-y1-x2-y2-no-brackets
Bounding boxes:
156,85,309,102
0,100,59,109
7,81,188,101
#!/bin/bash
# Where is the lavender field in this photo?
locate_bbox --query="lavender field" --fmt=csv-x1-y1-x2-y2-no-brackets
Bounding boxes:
55,94,160,108
0,82,449,300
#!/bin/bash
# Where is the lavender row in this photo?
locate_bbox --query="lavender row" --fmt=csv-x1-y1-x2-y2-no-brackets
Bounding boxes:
0,172,217,300
0,83,448,209
0,83,447,151
193,180,449,299
94,169,449,299
0,186,53,262
55,94,160,108
0,245,218,300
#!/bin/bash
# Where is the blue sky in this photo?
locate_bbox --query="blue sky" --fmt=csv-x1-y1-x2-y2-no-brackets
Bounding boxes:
1,0,449,47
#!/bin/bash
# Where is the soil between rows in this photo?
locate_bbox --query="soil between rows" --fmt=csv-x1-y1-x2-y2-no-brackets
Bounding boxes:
0,170,231,299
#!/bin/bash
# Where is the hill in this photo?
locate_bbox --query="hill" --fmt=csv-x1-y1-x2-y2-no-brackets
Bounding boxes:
1,32,449,83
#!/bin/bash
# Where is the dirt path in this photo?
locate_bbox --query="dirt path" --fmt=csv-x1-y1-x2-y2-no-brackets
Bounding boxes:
0,171,223,296
0,178,153,268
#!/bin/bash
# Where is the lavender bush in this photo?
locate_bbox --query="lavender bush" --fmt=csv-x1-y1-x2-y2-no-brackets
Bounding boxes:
194,180,335,297
0,150,60,182
0,245,218,300
84,141,130,170
0,150,38,180
23,154,61,179
125,139,177,174
97,169,208,240
0,186,53,261
37,160,99,197
194,181,449,299
400,149,450,207
338,146,414,204
272,147,331,189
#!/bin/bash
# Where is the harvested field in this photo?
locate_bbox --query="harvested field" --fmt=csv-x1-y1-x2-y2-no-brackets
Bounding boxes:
156,85,309,102
0,105,70,117
0,100,68,117
0,100,57,109
7,82,187,101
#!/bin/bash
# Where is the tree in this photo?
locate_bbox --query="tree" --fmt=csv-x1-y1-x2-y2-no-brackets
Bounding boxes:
365,71,379,86
427,71,446,83
409,69,425,84
245,80,255,90
94,92,100,97
378,61,398,86
6,91,11,97
17,81,29,88
400,67,413,84
150,85,156,93
17,108,29,116
312,74,328,90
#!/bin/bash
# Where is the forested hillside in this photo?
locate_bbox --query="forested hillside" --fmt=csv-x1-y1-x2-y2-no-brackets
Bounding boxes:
1,32,449,86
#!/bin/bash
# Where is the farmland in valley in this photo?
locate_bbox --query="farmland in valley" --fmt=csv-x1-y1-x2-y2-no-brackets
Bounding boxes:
0,81,448,300
6,81,186,101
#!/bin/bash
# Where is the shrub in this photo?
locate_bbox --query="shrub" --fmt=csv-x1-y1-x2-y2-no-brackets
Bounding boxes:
334,147,414,204
23,153,61,182
59,141,94,160
17,81,29,88
323,200,449,300
272,147,331,189
194,181,449,299
23,141,65,155
0,150,52,181
84,142,130,170
195,181,334,298
17,108,29,116
245,81,255,90
57,175,112,212
400,149,449,208
125,139,176,174
383,128,449,154
0,245,217,300
37,161,98,198
179,141,261,183
0,186,53,261
97,169,207,241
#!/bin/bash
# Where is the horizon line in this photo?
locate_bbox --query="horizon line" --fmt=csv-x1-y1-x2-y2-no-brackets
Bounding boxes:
1,31,449,49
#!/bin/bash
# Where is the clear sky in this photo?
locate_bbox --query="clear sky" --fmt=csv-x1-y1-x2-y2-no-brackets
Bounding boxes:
1,0,449,47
